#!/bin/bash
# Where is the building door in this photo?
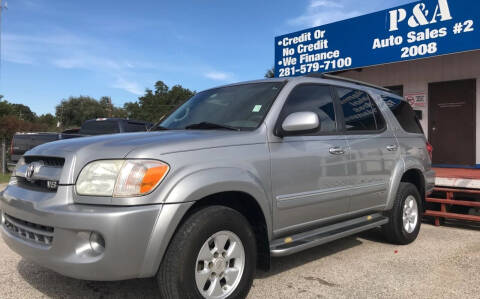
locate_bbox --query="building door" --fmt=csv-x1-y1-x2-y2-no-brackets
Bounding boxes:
428,79,476,166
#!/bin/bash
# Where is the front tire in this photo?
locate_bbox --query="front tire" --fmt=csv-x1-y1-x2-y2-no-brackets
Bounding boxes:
157,206,257,299
382,182,422,245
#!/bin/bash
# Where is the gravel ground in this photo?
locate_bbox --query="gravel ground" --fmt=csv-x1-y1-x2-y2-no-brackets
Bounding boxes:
0,212,479,299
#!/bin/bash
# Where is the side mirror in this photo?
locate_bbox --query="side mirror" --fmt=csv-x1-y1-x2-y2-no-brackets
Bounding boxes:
280,111,319,136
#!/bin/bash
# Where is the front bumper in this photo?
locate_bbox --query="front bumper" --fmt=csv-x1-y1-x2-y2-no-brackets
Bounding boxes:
0,184,174,281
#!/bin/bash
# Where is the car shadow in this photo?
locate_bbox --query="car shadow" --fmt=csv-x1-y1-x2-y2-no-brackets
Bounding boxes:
256,233,366,279
17,229,384,297
17,259,160,298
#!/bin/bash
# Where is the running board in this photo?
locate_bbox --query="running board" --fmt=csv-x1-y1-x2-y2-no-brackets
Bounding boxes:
270,213,389,257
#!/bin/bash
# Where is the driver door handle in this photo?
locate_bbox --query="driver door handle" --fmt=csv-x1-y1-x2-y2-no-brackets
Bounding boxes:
329,147,345,155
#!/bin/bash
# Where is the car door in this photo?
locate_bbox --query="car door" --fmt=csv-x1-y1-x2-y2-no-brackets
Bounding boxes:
334,87,399,212
270,84,350,235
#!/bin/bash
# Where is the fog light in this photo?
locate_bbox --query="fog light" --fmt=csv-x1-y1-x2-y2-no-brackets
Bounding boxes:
89,232,105,254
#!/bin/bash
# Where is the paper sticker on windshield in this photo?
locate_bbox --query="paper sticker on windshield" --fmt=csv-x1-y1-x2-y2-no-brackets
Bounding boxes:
252,105,262,112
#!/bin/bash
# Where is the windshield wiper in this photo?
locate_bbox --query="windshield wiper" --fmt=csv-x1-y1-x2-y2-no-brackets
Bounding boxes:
185,122,240,131
151,125,170,131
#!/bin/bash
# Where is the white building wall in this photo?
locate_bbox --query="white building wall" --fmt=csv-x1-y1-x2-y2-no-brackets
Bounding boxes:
341,50,480,164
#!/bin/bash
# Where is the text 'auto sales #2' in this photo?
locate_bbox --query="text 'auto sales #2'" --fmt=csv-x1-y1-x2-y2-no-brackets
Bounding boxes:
274,0,480,78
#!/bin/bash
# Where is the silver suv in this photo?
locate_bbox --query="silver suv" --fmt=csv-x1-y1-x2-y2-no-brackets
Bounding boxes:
1,74,435,299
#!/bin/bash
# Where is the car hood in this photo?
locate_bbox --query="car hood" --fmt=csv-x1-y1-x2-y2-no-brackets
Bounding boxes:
26,130,265,184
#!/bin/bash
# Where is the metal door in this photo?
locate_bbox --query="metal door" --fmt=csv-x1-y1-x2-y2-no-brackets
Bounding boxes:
429,79,476,166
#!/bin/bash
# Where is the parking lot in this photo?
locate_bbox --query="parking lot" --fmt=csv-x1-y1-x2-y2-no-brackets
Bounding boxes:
0,182,478,299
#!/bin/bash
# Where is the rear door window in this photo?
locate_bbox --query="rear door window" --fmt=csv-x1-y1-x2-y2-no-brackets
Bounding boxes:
382,96,424,134
335,87,385,132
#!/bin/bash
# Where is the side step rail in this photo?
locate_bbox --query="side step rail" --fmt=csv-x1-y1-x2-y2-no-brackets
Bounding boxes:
270,213,388,257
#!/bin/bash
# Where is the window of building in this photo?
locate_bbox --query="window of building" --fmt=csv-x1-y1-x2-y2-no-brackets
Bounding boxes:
385,85,404,97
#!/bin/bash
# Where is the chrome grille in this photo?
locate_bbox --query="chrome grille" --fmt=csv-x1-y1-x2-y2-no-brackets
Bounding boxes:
16,156,64,192
2,213,54,246
17,177,58,192
24,156,65,167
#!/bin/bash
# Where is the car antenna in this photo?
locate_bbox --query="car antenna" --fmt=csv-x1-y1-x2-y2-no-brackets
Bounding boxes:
149,115,167,132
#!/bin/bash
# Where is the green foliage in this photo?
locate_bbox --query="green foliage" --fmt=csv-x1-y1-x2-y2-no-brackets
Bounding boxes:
265,67,275,78
0,173,11,183
0,80,195,141
0,115,49,139
56,96,105,128
10,103,37,122
0,96,57,140
37,113,58,128
55,96,127,128
123,81,195,122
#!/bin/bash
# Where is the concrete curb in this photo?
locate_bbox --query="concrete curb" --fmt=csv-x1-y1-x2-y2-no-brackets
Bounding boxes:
0,183,7,192
435,177,480,189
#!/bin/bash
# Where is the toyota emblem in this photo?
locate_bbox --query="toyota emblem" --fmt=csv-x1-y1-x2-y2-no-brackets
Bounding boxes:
25,162,43,181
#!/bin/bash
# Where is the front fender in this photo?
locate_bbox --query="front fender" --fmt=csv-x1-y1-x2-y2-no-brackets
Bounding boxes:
139,167,273,277
164,167,272,235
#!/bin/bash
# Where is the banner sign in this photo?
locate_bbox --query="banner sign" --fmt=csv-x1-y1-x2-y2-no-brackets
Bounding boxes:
275,0,479,77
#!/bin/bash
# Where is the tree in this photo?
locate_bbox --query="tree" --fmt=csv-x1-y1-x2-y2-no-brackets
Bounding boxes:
0,115,49,139
55,96,106,128
0,96,55,145
0,99,12,117
265,67,275,78
99,96,114,118
37,114,58,129
124,81,195,122
10,103,36,121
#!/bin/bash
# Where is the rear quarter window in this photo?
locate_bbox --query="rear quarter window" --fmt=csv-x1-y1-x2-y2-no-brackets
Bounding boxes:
382,96,423,134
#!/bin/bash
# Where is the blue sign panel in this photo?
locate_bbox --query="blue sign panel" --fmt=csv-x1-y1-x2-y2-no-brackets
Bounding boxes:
275,0,480,77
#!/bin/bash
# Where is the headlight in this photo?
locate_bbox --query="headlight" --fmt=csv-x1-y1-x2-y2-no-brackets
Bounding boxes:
14,157,26,173
76,160,169,197
9,157,26,185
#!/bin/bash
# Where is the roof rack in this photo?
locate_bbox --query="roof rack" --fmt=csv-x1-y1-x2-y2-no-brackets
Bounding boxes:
306,73,391,92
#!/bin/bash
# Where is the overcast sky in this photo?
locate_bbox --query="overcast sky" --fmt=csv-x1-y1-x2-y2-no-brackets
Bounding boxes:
0,0,414,115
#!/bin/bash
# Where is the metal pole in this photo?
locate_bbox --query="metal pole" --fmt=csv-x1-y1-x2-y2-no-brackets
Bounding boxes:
1,137,5,175
0,0,4,88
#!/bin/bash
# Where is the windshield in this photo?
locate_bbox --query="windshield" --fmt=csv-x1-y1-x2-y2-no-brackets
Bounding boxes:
159,82,284,131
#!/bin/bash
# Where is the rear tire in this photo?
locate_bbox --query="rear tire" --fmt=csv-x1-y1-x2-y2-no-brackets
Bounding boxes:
157,206,256,299
382,182,422,245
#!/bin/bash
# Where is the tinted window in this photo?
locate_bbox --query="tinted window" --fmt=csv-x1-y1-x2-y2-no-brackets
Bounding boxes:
80,120,120,135
279,84,337,134
382,96,423,134
336,87,385,132
160,82,283,130
126,122,147,132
